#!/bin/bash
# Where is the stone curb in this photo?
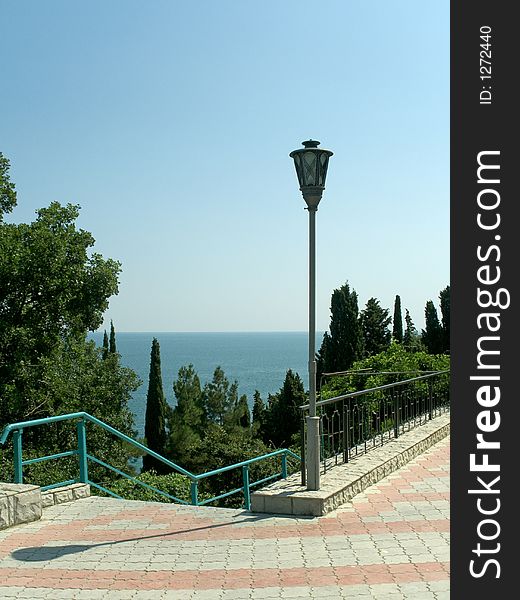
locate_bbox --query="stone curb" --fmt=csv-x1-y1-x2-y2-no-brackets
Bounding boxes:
251,414,450,517
41,482,90,508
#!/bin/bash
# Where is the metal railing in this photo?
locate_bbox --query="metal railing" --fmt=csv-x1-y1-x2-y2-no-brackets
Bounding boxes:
0,412,300,509
300,370,450,485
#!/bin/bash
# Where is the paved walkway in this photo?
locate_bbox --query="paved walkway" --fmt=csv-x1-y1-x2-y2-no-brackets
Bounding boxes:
0,437,450,599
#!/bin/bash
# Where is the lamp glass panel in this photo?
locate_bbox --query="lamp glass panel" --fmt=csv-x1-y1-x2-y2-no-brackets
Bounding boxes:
302,151,318,186
293,154,304,187
319,153,329,186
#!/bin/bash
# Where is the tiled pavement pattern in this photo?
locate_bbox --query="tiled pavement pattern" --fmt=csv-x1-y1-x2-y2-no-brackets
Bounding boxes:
0,437,449,599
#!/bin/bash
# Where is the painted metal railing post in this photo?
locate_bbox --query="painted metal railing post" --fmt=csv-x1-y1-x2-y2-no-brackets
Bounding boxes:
190,480,199,506
281,453,288,479
76,418,88,483
242,465,251,510
393,390,400,439
344,399,350,464
12,429,23,484
428,379,434,420
300,411,306,486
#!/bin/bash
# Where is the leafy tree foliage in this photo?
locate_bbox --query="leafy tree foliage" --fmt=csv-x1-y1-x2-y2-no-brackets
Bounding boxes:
185,424,275,507
360,297,391,357
143,338,168,472
262,370,305,448
392,295,403,343
0,155,139,486
320,343,450,400
251,390,266,437
403,309,424,352
230,394,251,429
422,300,444,354
167,364,204,466
172,364,204,431
202,366,237,426
317,282,363,379
0,200,124,428
95,470,211,504
0,152,17,220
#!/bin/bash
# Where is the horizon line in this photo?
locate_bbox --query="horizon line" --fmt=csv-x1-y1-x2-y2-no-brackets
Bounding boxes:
91,330,327,334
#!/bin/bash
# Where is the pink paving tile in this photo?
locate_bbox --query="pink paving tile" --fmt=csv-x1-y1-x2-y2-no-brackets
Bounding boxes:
0,436,451,595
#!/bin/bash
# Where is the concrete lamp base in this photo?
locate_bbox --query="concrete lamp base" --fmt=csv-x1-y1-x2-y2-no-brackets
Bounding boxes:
306,415,321,491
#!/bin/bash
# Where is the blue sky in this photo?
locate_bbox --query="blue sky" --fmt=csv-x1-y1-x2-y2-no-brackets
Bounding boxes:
1,1,449,332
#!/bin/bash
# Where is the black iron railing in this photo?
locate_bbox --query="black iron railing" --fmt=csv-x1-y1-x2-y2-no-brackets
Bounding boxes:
300,370,450,485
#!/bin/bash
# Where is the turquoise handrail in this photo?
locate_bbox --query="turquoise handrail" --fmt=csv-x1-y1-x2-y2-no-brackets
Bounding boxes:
0,412,300,508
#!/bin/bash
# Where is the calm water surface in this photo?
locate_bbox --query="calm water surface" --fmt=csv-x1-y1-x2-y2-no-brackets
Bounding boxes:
88,331,323,435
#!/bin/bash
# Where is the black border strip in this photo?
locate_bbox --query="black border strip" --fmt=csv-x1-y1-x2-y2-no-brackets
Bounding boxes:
451,2,516,595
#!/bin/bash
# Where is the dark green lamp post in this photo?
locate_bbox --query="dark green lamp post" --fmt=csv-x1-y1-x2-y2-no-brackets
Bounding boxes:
290,139,333,491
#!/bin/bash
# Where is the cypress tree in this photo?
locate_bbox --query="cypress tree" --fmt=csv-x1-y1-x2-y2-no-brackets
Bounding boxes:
392,295,403,343
109,320,117,354
360,297,392,357
143,338,168,472
317,282,364,377
102,330,109,359
439,285,450,353
422,301,443,354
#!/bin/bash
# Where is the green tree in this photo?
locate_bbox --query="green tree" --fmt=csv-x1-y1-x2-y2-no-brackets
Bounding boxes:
0,156,138,486
0,152,17,220
360,297,392,357
102,330,109,359
109,320,117,354
184,424,275,508
167,364,204,465
251,390,266,437
143,338,168,472
233,395,251,429
422,301,443,354
320,343,450,400
439,285,450,353
15,336,140,484
172,364,204,432
403,309,423,352
392,295,403,343
263,370,305,448
317,282,364,379
0,201,121,427
202,366,235,426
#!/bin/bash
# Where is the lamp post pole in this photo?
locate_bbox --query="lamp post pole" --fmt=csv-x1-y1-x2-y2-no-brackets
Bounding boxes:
289,139,333,491
306,204,320,490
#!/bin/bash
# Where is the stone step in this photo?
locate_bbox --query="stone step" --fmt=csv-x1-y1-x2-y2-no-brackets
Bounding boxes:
250,413,450,517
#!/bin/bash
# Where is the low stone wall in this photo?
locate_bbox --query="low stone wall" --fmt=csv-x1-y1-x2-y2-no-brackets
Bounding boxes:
0,483,42,530
41,483,90,507
251,413,450,517
0,482,91,530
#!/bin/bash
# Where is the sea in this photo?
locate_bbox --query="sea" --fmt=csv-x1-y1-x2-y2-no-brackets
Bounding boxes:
88,331,324,436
